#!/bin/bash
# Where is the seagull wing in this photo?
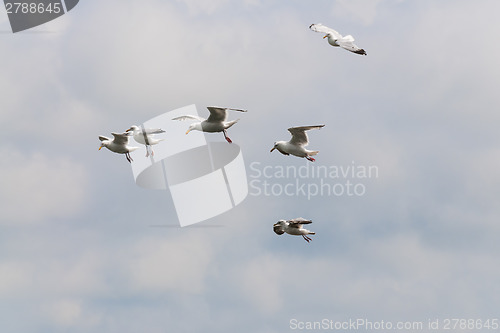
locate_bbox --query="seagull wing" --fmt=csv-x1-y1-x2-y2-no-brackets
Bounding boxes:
288,125,325,146
206,106,247,122
227,108,247,112
172,115,206,122
98,135,110,142
206,106,228,122
309,23,342,39
142,128,166,135
338,37,367,55
288,217,312,228
111,132,130,145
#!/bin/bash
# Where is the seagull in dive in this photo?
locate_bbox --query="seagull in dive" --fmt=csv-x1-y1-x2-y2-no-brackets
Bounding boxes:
98,132,139,163
273,218,316,243
270,125,325,162
172,106,247,143
309,23,367,55
126,125,165,157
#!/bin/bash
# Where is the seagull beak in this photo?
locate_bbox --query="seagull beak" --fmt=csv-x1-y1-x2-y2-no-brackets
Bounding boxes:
99,146,102,150
185,129,191,135
270,147,275,152
323,35,328,39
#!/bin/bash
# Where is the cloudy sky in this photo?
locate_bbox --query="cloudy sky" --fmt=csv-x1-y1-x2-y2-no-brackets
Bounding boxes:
1,0,500,332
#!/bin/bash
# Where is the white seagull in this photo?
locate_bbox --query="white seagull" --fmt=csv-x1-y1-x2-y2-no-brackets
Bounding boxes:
273,218,316,243
98,132,139,163
172,106,247,143
309,23,366,55
270,125,325,162
126,125,165,157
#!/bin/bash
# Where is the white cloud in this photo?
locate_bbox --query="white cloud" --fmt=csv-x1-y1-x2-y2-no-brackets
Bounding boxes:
57,0,327,119
0,262,34,296
0,149,88,225
175,0,230,15
126,233,214,294
235,255,285,313
331,0,394,25
44,299,83,327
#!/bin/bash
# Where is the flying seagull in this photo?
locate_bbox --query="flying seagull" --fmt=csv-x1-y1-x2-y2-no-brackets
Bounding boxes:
309,23,366,55
270,125,325,162
98,132,139,163
273,218,316,243
172,106,247,143
126,125,165,157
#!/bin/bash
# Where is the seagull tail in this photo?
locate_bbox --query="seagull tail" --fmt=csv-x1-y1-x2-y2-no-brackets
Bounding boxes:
354,49,367,56
225,119,240,129
309,232,316,235
309,150,319,156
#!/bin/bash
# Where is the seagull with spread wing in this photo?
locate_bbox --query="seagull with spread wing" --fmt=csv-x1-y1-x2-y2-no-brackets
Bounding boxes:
172,106,247,143
98,132,139,163
309,23,366,55
270,125,325,162
126,125,165,157
273,218,316,243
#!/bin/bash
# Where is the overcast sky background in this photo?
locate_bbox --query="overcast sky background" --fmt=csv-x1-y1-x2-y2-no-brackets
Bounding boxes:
1,0,500,332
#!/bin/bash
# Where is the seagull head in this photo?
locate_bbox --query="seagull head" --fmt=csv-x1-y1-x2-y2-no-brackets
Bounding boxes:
186,123,195,134
273,220,287,235
274,220,287,227
98,135,110,150
126,125,140,133
270,141,286,153
270,142,278,152
323,33,334,40
186,122,201,135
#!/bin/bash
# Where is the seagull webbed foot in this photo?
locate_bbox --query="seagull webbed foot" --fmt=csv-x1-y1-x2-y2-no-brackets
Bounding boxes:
306,156,316,162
